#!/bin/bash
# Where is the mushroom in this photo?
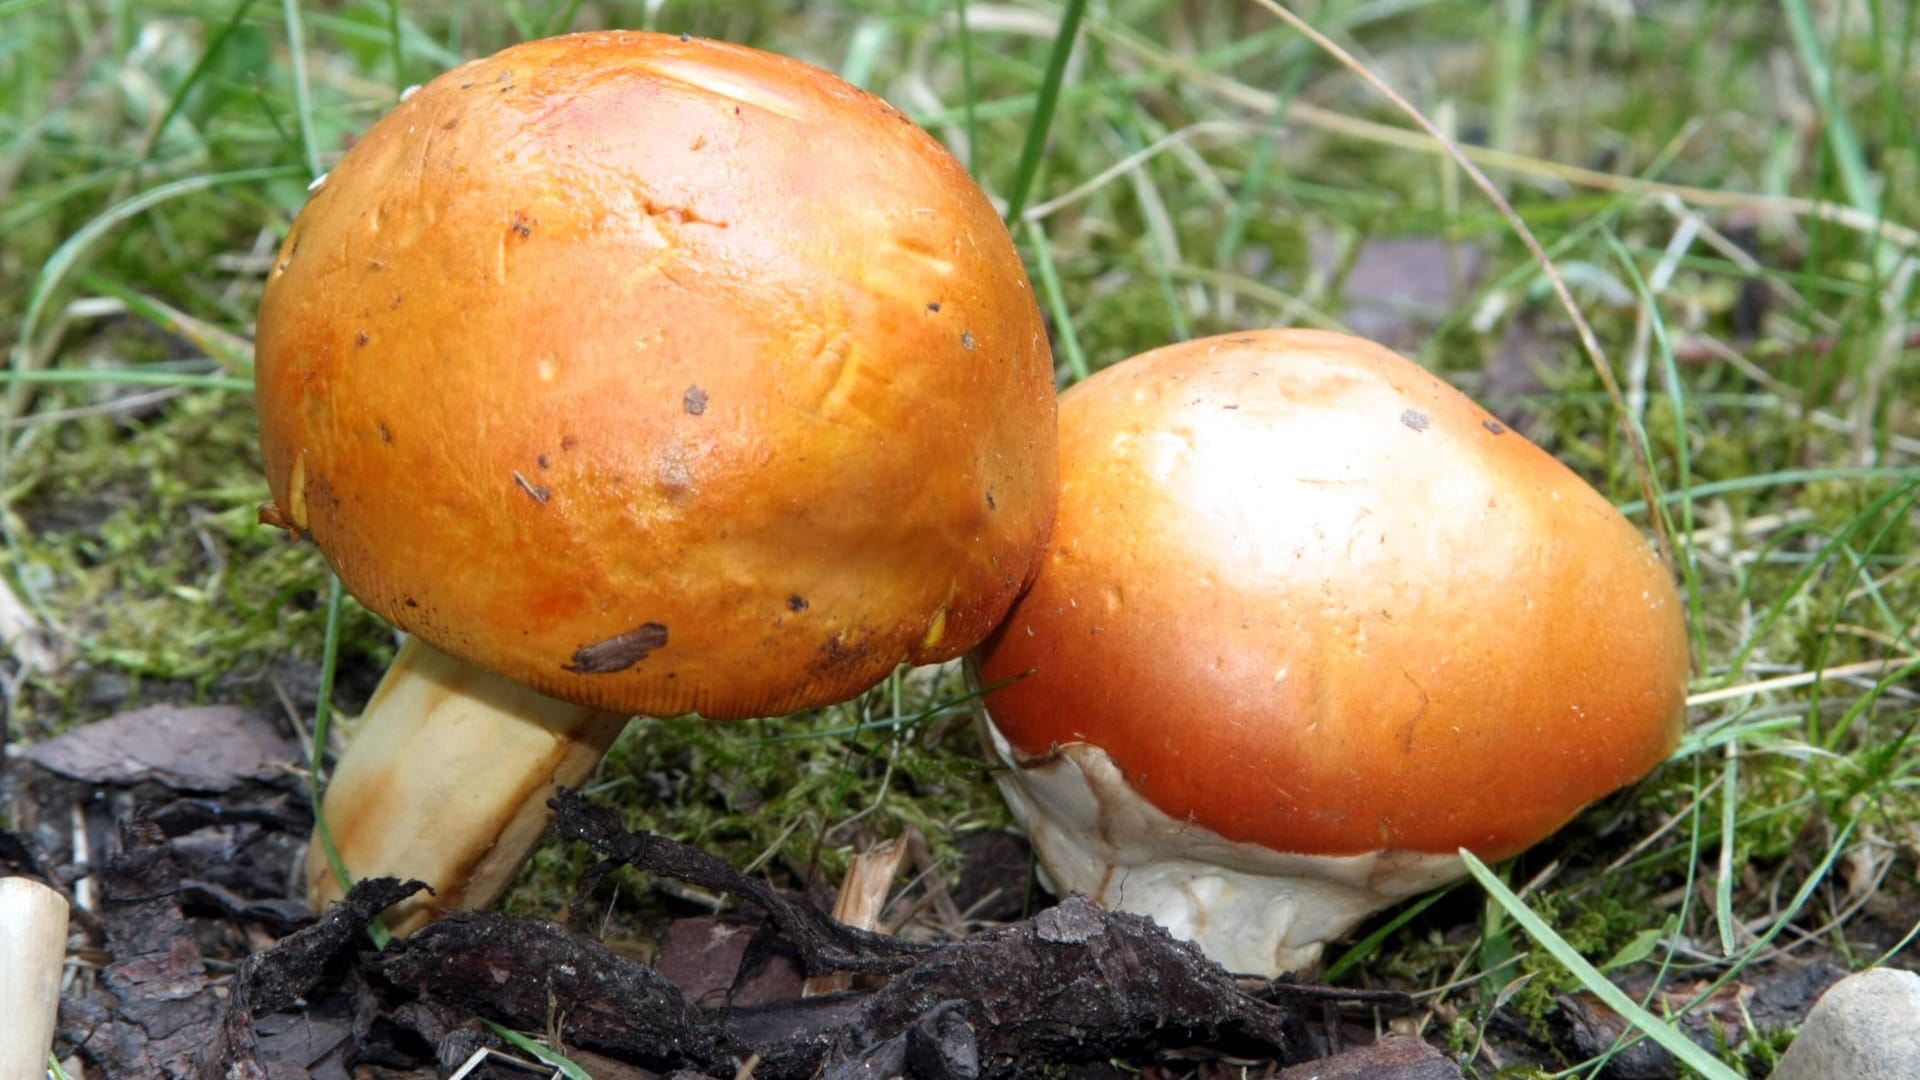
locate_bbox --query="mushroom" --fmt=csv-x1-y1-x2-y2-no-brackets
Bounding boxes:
255,31,1058,932
970,329,1687,976
0,877,68,1077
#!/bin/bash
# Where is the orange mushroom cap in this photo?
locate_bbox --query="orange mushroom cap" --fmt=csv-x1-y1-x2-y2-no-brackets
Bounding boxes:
974,329,1686,864
256,32,1057,720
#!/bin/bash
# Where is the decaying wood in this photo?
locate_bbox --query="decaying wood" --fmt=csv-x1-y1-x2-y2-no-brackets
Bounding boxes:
383,912,741,1073
61,820,221,1080
551,789,933,978
42,779,1437,1079
527,790,1318,1077
206,876,425,1080
804,831,913,996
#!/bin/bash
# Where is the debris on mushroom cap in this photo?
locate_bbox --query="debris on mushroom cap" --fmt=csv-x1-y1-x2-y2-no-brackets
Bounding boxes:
254,31,1058,721
971,329,1688,975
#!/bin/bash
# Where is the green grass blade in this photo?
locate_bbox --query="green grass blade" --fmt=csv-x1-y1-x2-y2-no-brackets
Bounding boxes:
955,0,980,174
387,0,406,94
134,0,262,172
76,272,255,374
1002,0,1088,222
308,575,351,886
302,10,461,69
15,165,306,371
1460,851,1744,1080
0,369,251,391
1715,748,1738,956
480,1020,594,1080
1781,0,1878,218
839,18,890,89
281,0,323,177
539,0,587,38
1616,467,1919,515
1215,64,1307,271
306,575,389,947
1723,478,1920,683
1577,809,1867,1072
1322,886,1456,982
1603,230,1706,661
1024,219,1087,383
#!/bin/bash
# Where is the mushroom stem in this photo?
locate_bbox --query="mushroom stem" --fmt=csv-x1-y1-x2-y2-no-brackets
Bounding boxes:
307,636,628,934
0,876,69,1078
980,717,1466,976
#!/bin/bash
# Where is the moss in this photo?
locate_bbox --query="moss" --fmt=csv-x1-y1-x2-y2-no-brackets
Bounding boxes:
2,383,391,732
500,665,1012,932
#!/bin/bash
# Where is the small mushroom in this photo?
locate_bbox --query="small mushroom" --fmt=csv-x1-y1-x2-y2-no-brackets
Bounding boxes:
971,330,1687,976
0,878,68,1078
255,31,1058,933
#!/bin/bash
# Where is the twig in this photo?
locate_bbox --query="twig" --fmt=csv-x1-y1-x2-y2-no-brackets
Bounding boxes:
551,791,931,978
1687,656,1920,708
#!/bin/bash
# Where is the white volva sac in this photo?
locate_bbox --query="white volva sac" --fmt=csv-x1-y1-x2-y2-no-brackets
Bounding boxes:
980,716,1468,976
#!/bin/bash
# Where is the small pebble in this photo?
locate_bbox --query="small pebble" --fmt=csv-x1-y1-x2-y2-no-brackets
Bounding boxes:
1770,968,1920,1080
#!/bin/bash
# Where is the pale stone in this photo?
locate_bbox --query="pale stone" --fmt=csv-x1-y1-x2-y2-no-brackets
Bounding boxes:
1771,968,1920,1080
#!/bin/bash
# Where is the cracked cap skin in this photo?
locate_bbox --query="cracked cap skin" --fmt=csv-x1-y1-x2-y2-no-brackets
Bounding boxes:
255,31,1058,719
974,329,1687,863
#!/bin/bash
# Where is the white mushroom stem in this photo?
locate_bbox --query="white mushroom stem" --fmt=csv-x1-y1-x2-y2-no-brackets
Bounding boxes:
308,636,629,935
0,877,70,1078
980,717,1467,977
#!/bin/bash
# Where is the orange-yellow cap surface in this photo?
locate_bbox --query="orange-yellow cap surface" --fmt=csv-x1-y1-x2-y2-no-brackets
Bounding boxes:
256,32,1057,719
974,330,1685,859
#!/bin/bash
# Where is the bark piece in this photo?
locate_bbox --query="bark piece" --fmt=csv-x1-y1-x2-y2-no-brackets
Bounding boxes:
62,820,220,1080
550,790,1312,1078
656,916,805,1007
21,706,296,793
794,897,1305,1077
381,912,741,1075
552,790,929,977
205,876,426,1079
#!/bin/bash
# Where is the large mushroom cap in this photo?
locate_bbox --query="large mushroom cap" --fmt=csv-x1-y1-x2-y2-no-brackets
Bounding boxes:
973,330,1686,969
257,32,1057,719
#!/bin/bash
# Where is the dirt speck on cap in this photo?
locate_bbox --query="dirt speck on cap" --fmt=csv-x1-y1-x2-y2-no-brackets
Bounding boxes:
564,623,669,674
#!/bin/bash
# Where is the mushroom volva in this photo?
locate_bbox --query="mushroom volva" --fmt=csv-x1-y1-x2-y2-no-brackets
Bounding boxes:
256,32,1058,932
971,329,1686,976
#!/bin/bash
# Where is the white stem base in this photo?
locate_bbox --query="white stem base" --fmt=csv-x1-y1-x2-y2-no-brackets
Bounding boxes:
980,717,1466,976
308,637,629,934
0,877,69,1079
